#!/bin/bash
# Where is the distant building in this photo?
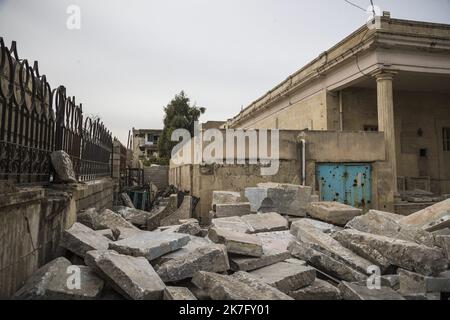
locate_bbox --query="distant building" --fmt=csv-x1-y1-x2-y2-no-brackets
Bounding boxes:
132,128,162,161
202,121,226,130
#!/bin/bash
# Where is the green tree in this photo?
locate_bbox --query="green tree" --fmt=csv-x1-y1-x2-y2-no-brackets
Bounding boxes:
158,91,206,161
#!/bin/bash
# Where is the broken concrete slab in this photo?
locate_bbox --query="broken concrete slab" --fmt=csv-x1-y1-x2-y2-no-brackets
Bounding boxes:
436,235,450,260
147,194,178,230
13,257,72,300
78,208,138,231
398,269,450,295
290,279,341,300
109,231,190,261
290,219,372,274
288,240,367,282
245,183,312,217
95,229,115,241
111,227,145,241
333,229,448,276
156,236,212,265
45,265,104,300
164,287,197,300
307,202,362,226
160,195,193,226
298,218,343,235
400,198,450,230
60,222,112,258
113,206,151,228
173,219,202,236
249,261,316,293
423,215,450,232
156,244,230,282
346,209,436,247
241,212,289,233
381,275,400,290
211,216,254,233
50,150,77,183
208,227,263,257
215,202,251,218
338,281,405,300
120,193,135,208
192,271,293,300
212,191,242,211
90,250,166,300
257,230,297,252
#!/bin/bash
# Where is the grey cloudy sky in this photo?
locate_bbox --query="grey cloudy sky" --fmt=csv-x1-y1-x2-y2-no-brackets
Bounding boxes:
1,0,449,143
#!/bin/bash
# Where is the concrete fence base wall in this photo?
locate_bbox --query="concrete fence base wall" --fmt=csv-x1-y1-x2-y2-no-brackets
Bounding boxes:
0,178,114,298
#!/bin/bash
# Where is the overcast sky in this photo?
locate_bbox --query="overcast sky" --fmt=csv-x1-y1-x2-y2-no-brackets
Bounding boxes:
1,0,449,143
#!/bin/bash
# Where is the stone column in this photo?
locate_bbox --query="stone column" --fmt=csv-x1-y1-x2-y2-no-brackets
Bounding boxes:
374,71,398,196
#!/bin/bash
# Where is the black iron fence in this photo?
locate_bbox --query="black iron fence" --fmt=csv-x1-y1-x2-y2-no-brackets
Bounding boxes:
0,38,113,184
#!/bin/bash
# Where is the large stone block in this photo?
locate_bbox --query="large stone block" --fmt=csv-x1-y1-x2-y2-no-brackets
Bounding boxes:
120,193,135,208
155,236,212,265
290,219,372,274
333,229,448,276
109,232,190,261
399,269,450,295
241,212,289,233
212,191,242,210
208,227,263,257
113,206,152,228
290,279,341,300
215,203,251,218
245,183,312,217
14,257,72,300
60,223,112,258
400,198,450,231
156,244,230,282
192,271,293,300
50,150,77,183
78,208,138,231
436,235,450,260
89,250,165,300
307,202,362,226
338,282,405,300
147,194,178,230
160,195,193,226
229,245,290,272
164,287,197,300
211,216,253,233
346,209,436,247
249,261,316,293
289,241,367,282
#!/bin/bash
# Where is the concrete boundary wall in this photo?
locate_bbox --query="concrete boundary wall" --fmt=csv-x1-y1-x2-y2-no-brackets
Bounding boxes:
0,178,114,298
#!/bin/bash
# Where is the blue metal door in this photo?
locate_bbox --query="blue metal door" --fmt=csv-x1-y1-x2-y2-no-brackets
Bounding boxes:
316,163,372,210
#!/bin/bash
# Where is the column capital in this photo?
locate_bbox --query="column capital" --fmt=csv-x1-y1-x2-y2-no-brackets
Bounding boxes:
372,69,397,81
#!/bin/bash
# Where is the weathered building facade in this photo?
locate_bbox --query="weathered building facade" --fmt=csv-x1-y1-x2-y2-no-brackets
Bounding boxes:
171,14,450,220
132,128,162,163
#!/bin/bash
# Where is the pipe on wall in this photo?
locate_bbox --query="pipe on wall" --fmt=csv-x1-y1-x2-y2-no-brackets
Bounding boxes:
300,139,306,186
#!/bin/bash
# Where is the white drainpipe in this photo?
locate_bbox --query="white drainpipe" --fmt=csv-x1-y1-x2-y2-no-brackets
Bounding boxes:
300,139,306,186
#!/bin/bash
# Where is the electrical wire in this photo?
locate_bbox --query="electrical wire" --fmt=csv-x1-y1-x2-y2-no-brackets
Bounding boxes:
344,0,366,12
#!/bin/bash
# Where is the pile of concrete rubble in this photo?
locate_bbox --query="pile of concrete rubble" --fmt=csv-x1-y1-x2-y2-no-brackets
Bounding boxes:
13,183,450,300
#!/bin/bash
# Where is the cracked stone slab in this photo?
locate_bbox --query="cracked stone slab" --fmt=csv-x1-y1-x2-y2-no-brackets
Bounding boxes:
208,227,263,257
60,223,112,258
290,279,341,300
241,212,289,233
338,281,405,300
164,287,197,300
307,202,362,226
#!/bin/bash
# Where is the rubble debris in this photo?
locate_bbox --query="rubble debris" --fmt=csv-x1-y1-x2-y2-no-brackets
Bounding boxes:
290,279,341,300
87,250,165,300
241,212,289,233
229,245,290,272
435,235,450,259
333,229,448,276
297,218,343,235
50,150,77,183
109,231,190,261
307,201,362,226
160,195,193,226
381,275,400,290
113,206,152,228
45,265,104,300
14,257,72,300
290,219,373,274
192,271,293,300
147,194,178,230
61,223,112,258
169,219,203,236
211,216,254,233
156,244,230,282
249,261,316,294
288,241,367,282
208,227,263,257
120,193,135,208
400,198,450,231
398,269,450,295
164,287,197,300
111,227,145,241
245,183,312,217
78,208,138,231
95,229,115,241
423,215,450,232
346,209,436,247
212,191,242,211
257,230,297,252
338,281,405,300
215,202,251,218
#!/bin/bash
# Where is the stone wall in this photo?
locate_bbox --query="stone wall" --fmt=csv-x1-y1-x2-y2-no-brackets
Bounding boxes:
144,166,169,190
0,178,114,298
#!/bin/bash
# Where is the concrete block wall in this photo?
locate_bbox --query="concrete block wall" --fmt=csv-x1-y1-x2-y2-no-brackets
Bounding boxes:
144,166,169,190
0,178,113,298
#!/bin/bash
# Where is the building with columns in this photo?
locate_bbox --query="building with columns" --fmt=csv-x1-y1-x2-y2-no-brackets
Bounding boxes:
221,13,450,214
